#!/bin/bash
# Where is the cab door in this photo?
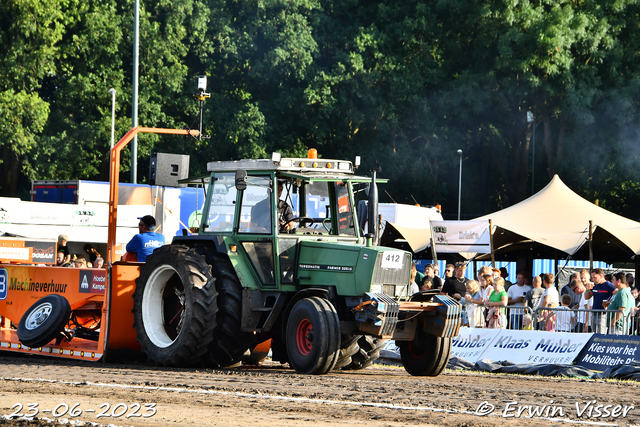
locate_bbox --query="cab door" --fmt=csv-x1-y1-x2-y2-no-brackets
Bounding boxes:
235,175,278,289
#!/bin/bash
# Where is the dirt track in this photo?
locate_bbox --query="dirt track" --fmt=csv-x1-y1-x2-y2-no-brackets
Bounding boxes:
0,352,638,427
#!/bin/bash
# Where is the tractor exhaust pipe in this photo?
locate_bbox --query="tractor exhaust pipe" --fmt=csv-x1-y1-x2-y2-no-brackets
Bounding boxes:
367,167,379,246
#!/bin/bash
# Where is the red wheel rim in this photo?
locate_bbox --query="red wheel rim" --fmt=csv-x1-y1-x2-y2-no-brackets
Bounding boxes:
296,318,313,356
407,341,424,359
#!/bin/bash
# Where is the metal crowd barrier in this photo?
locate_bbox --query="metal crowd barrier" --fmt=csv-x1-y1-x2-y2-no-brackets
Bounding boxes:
462,304,534,330
462,304,640,335
533,307,638,335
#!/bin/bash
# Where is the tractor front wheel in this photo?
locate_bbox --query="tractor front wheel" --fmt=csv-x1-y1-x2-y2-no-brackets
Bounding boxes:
286,297,340,374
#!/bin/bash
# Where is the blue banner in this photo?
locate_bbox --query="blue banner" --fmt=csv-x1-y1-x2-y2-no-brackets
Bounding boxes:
574,334,640,372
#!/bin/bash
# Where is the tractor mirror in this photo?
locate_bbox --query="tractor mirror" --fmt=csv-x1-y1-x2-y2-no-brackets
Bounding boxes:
235,170,247,191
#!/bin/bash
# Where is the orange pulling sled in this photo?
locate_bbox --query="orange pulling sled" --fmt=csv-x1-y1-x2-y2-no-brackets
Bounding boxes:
0,127,197,361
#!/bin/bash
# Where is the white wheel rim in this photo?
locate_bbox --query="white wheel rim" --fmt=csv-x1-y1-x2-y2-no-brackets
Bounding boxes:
142,265,183,348
25,302,53,330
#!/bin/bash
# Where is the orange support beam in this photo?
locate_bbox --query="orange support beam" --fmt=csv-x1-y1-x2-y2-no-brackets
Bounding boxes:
105,127,198,264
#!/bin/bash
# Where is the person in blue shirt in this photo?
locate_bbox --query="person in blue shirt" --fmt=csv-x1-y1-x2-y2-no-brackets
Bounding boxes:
125,215,166,262
584,268,616,333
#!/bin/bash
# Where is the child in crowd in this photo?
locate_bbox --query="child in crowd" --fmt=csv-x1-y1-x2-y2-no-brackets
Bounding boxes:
553,295,575,332
464,280,483,328
522,313,533,330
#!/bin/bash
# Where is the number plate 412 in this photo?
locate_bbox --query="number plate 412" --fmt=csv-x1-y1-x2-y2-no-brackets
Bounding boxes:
380,251,403,269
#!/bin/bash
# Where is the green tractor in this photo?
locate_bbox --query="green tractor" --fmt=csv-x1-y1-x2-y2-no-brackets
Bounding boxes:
132,151,460,375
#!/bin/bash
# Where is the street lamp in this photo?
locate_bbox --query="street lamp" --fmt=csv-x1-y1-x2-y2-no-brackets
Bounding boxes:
457,149,463,221
527,111,535,195
193,75,211,141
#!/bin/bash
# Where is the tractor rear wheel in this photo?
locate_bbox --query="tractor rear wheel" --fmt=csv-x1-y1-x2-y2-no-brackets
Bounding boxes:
398,327,451,376
286,297,340,374
204,254,257,368
133,245,218,367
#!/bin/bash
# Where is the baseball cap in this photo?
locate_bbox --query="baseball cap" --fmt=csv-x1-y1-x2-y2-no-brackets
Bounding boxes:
138,215,156,229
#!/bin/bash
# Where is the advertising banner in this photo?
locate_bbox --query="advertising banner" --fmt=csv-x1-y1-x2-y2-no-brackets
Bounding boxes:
451,327,501,362
479,329,593,365
0,246,31,263
574,334,640,372
431,220,491,253
25,240,56,264
0,239,56,264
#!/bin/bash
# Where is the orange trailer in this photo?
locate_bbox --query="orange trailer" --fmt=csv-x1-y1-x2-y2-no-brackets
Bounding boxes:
0,127,197,361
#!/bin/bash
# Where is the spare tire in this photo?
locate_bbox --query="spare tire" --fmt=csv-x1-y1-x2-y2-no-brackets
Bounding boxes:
17,294,71,348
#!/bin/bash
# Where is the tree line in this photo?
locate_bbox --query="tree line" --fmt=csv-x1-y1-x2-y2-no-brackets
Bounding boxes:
2,0,640,220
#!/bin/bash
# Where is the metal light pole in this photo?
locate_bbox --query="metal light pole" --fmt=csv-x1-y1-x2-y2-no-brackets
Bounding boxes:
109,88,116,149
457,149,463,221
193,75,211,141
527,111,535,195
131,0,139,183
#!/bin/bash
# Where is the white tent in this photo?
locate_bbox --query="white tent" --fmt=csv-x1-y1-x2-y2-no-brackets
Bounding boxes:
475,175,640,262
380,175,640,263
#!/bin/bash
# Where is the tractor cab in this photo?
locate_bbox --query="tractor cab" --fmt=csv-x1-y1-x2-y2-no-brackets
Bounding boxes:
180,150,386,294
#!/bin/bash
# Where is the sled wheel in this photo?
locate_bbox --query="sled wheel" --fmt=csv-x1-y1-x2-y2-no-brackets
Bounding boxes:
286,297,340,375
133,245,218,366
398,327,452,376
17,294,71,348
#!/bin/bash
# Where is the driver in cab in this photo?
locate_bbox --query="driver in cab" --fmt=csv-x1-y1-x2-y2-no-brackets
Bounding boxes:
277,181,295,232
251,181,294,233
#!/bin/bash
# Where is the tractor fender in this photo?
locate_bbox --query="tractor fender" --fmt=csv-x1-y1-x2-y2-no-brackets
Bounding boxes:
171,235,227,253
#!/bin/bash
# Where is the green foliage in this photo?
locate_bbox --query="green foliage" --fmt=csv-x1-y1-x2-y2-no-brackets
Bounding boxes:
2,0,640,221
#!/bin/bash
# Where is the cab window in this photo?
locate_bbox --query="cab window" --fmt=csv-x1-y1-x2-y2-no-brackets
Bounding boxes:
204,173,236,232
334,182,356,236
239,176,272,234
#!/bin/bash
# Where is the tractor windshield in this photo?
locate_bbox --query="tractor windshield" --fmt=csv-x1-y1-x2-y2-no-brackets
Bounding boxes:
282,180,356,237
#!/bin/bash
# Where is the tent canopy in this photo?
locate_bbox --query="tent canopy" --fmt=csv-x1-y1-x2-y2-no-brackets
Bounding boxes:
380,222,432,253
475,175,640,262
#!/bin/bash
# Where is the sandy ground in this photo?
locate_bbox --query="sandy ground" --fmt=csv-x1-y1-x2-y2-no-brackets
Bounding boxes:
0,352,639,427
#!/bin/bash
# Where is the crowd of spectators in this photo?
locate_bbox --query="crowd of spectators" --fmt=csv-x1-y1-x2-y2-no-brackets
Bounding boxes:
408,262,640,335
54,235,105,269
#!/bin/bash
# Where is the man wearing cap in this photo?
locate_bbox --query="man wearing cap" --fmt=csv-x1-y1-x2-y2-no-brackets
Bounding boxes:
441,262,468,302
126,215,166,262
